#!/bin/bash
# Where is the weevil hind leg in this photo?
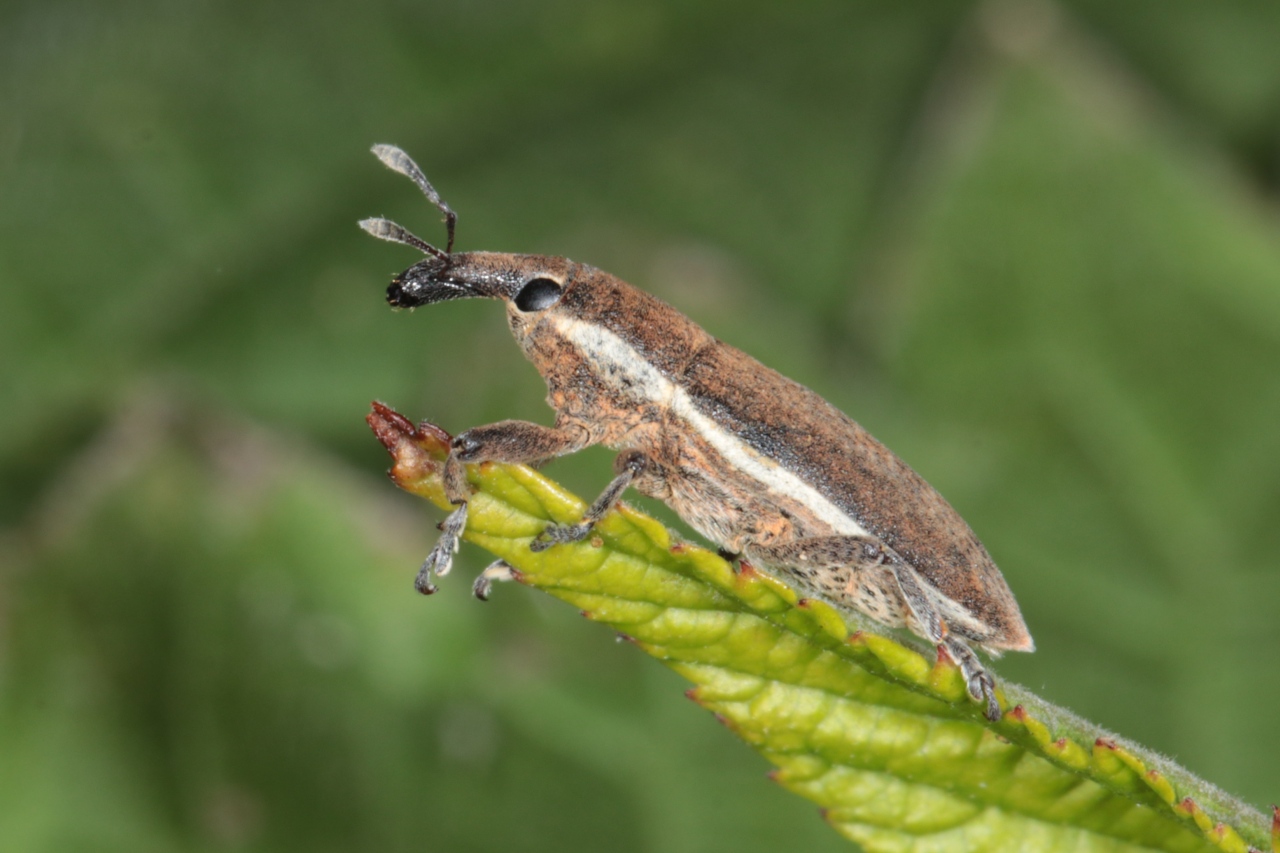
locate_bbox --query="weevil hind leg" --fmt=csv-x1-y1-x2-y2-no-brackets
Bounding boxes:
749,534,1003,719
531,450,649,552
878,553,1003,720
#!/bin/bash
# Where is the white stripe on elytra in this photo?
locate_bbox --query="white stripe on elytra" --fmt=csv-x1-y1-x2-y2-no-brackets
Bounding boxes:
552,315,869,538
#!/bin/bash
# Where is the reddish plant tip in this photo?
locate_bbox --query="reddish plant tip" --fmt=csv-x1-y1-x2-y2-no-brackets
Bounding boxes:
797,598,812,609
367,402,452,460
684,687,701,701
366,402,417,452
1146,770,1162,782
615,632,638,645
669,543,686,554
1176,797,1198,816
766,768,781,782
1096,738,1117,751
846,630,865,644
935,643,958,667
1052,738,1067,750
1007,705,1028,723
737,558,758,576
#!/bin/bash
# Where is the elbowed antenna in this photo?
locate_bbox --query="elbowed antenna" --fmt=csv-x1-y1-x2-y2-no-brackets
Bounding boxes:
370,144,457,254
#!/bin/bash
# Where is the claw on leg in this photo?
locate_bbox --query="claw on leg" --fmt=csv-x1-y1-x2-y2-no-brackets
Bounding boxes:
473,559,516,601
942,636,1002,721
415,502,468,594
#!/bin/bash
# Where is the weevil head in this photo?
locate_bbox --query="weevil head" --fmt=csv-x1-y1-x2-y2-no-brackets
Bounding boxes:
375,240,713,412
384,249,577,334
360,139,709,405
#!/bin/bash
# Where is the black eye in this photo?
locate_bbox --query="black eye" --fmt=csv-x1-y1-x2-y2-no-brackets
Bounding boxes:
514,277,563,312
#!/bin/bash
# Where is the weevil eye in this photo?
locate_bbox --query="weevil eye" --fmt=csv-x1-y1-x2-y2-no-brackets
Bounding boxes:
514,277,563,312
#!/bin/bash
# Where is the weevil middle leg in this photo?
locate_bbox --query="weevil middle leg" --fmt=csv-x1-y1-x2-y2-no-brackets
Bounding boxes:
531,449,651,551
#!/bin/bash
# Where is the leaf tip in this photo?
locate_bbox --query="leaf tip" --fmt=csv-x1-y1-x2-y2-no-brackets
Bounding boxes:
366,402,450,492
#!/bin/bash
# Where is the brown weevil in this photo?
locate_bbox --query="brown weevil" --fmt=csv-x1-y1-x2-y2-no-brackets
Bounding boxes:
360,145,1033,720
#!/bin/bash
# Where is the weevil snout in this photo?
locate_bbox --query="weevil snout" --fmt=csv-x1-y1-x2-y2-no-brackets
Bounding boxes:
383,252,522,309
380,250,571,314
386,255,467,308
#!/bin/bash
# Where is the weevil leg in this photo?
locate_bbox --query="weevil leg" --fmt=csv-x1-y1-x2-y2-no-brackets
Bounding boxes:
472,559,516,601
416,503,468,593
748,534,1002,719
413,420,591,594
531,450,649,552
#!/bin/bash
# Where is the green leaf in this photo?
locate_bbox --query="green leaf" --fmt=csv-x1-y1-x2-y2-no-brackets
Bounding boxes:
368,402,1274,853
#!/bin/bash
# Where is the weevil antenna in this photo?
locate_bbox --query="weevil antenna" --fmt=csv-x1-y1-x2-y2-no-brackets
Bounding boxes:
371,144,457,254
358,217,448,262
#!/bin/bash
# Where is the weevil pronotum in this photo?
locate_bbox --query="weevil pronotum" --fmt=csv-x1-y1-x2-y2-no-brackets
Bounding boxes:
360,144,1033,720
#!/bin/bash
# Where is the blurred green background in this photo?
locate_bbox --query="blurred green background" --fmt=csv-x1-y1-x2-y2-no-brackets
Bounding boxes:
3,1,1279,850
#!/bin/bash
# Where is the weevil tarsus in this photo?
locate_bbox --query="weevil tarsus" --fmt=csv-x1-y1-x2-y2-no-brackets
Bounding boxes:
371,144,457,254
415,502,468,593
473,559,516,601
942,636,1001,720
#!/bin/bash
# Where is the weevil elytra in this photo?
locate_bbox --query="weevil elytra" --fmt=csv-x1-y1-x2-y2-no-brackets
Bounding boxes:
360,145,1033,720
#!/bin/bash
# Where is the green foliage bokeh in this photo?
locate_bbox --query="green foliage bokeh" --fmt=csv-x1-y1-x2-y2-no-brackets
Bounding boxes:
2,2,1279,851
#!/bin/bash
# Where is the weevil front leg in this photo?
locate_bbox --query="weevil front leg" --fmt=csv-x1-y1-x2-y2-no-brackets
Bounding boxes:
530,449,650,552
415,420,590,594
748,534,1003,721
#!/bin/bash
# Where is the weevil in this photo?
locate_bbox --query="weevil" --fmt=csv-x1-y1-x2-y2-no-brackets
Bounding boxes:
360,145,1033,720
